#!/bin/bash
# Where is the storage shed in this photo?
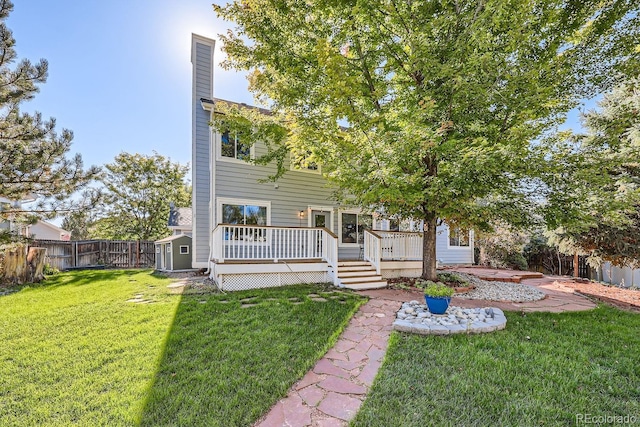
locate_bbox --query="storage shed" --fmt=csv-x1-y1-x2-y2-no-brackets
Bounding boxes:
155,234,192,271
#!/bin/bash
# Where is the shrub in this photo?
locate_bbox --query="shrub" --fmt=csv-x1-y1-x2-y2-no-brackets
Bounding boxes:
476,224,530,270
505,252,528,271
414,279,436,289
43,264,60,275
437,272,468,284
423,282,455,298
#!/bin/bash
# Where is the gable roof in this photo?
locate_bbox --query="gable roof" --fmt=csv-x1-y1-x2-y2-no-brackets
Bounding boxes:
155,234,192,244
168,206,192,228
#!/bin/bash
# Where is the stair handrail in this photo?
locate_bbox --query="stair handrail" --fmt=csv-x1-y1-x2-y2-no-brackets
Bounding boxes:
363,229,382,275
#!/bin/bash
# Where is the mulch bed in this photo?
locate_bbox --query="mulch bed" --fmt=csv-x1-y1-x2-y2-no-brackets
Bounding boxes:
560,281,640,313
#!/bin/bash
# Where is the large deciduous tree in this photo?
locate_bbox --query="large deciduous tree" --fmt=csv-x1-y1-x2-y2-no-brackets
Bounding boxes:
0,0,98,244
213,0,638,279
96,152,190,241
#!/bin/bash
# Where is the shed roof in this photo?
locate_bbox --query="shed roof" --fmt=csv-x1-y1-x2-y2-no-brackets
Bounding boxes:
155,234,192,244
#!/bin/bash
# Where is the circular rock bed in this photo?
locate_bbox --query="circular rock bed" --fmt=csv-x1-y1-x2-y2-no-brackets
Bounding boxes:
393,300,507,335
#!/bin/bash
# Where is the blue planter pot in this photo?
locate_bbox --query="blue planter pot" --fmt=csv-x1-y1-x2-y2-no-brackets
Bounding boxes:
425,296,451,315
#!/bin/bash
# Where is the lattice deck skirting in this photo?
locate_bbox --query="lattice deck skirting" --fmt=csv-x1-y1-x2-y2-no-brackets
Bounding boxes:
219,271,329,291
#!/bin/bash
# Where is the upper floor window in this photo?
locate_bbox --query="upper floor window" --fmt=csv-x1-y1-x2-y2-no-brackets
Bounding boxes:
220,130,251,161
449,228,470,247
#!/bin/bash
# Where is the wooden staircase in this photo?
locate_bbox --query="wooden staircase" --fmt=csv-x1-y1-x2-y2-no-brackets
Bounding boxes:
337,261,387,290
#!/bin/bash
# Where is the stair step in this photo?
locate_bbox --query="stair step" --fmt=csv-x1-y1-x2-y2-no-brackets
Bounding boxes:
338,265,376,272
343,281,388,290
340,275,384,284
338,261,371,267
338,270,378,278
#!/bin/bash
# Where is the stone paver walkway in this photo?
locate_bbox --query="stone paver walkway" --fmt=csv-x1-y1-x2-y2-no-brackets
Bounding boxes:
255,298,399,427
256,269,596,426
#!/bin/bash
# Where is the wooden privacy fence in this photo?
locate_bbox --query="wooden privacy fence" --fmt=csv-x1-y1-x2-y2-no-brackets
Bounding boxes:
528,253,593,279
29,240,156,270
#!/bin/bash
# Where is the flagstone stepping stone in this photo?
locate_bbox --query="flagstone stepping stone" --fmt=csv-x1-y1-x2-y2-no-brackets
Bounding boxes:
308,293,320,298
241,303,258,308
311,297,328,302
126,298,153,304
167,283,185,289
240,297,257,303
317,392,363,421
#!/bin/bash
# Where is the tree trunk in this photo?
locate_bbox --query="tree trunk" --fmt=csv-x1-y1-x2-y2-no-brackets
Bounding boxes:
573,252,579,278
421,214,438,281
27,247,47,283
2,245,27,285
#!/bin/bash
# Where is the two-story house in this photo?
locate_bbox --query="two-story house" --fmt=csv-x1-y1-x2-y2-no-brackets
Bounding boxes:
190,34,473,291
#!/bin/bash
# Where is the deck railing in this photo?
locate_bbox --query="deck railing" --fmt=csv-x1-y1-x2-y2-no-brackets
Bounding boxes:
212,224,338,267
363,230,382,275
377,231,423,260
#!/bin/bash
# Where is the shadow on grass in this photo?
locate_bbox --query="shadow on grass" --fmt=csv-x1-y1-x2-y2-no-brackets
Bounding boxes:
137,285,364,427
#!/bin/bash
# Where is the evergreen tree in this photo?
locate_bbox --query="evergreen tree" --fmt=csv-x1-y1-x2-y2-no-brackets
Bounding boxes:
552,79,640,266
0,0,98,243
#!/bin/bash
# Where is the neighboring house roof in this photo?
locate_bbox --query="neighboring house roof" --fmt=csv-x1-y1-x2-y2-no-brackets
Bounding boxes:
168,206,192,229
27,220,72,241
155,234,192,244
0,194,37,205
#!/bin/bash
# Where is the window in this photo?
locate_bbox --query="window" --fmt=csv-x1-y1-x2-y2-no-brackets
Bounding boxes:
179,245,189,255
449,228,470,247
341,212,372,245
220,129,251,161
217,198,271,242
222,204,267,225
290,151,320,174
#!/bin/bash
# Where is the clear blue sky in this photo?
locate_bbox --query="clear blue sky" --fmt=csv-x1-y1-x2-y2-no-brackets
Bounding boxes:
8,1,594,177
7,0,251,173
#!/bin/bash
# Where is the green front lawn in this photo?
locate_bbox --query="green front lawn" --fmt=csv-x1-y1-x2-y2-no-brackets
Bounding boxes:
0,270,363,426
352,306,640,426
